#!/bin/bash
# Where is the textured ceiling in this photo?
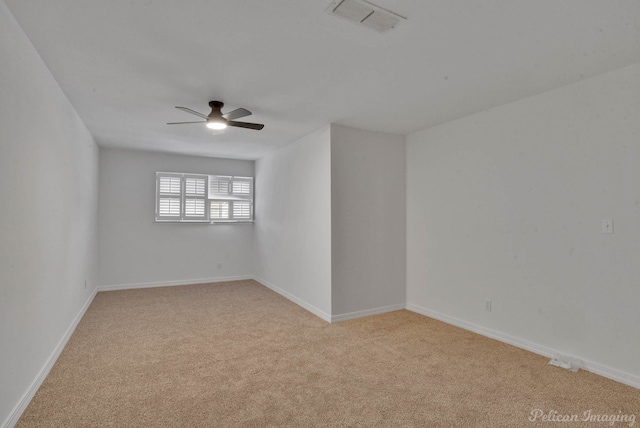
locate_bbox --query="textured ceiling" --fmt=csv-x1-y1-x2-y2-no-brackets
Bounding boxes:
5,0,640,159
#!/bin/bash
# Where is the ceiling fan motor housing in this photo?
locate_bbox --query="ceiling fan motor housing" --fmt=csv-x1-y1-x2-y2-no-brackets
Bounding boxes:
207,101,227,128
208,101,225,115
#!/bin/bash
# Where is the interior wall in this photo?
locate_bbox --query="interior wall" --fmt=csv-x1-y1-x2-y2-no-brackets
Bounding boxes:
0,2,99,426
97,148,254,289
253,126,332,319
330,124,406,318
406,64,640,381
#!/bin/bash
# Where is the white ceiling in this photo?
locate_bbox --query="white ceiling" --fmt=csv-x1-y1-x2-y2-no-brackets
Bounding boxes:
5,0,640,160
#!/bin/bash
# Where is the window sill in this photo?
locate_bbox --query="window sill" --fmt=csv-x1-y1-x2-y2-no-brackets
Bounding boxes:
154,219,254,224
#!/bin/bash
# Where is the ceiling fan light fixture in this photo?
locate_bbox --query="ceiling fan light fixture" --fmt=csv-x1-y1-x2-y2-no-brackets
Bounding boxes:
168,101,263,131
206,118,227,130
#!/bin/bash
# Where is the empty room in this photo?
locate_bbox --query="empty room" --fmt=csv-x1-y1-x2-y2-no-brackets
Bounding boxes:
1,0,639,427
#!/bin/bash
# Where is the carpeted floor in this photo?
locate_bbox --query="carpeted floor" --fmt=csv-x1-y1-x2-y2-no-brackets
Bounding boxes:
17,280,639,427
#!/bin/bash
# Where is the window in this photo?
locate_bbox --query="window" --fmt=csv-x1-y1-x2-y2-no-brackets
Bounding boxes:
155,172,253,223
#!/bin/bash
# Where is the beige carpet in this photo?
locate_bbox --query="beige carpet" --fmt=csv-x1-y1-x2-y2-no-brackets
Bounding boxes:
17,280,639,427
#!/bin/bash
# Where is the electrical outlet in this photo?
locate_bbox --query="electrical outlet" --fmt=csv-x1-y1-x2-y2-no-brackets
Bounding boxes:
485,299,492,312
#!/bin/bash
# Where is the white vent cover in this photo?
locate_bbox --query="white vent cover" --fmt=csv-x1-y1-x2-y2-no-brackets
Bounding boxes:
325,0,406,33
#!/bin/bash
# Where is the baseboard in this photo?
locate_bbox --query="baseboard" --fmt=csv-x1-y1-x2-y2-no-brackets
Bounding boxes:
331,304,406,323
252,277,404,324
579,359,640,390
3,288,98,428
96,275,253,292
406,303,640,390
252,276,332,323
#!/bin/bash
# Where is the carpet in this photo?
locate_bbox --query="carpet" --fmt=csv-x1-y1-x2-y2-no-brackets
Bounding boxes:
16,280,639,427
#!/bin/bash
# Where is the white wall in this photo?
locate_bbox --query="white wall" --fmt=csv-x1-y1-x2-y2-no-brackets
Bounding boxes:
407,64,640,383
330,124,406,318
97,148,254,289
253,126,332,319
0,2,99,426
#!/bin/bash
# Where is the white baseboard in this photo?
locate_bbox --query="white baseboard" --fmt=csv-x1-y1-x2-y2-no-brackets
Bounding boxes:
252,277,332,323
3,288,98,428
252,277,404,324
331,304,406,323
96,275,253,292
579,358,640,390
406,303,640,390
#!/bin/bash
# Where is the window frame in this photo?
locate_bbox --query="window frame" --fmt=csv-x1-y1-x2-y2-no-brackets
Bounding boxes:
155,172,254,224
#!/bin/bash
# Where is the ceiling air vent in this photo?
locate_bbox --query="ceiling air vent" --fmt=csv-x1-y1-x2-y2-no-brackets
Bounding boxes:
325,0,406,33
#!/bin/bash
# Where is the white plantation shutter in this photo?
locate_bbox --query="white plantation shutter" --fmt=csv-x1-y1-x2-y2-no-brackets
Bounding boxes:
232,179,251,195
209,177,230,196
159,176,181,194
232,201,252,219
208,175,253,222
158,197,181,216
156,172,253,223
184,198,205,217
185,177,206,196
157,173,183,219
183,175,207,219
210,201,230,219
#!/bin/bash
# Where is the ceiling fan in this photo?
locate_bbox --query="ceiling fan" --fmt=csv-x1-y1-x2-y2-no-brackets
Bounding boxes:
167,101,264,131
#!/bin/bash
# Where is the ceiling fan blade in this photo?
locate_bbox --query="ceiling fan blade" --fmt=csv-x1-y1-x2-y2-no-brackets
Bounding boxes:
223,108,252,121
175,106,208,119
167,121,207,125
227,121,264,130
